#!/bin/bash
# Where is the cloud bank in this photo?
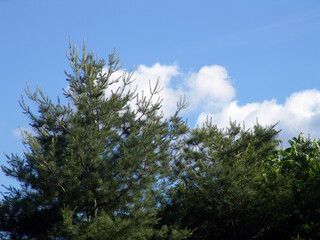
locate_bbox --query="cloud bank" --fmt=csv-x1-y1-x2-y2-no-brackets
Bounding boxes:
106,63,320,143
198,89,320,143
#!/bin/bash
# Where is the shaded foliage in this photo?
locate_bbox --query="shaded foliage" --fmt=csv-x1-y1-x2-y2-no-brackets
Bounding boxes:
278,135,320,239
158,121,289,240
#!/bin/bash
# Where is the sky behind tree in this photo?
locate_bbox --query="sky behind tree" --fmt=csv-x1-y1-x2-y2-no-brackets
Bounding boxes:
1,0,320,189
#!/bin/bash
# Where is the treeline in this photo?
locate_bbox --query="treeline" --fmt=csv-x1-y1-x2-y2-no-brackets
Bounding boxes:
1,43,320,239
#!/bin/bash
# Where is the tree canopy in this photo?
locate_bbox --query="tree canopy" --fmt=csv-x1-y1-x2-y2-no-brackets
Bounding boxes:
1,41,320,240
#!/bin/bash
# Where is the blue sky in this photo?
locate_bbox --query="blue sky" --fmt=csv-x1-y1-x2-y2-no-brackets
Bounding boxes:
1,0,320,190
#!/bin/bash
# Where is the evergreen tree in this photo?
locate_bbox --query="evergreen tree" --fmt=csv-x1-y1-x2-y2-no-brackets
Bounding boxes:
0,41,190,239
158,121,288,240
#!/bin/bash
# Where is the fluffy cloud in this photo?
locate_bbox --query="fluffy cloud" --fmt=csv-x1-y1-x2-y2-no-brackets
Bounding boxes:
104,63,182,116
104,63,235,117
186,65,235,109
196,89,320,143
109,62,320,143
133,63,183,115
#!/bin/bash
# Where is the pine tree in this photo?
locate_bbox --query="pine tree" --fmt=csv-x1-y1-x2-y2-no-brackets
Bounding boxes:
0,40,190,239
158,120,287,240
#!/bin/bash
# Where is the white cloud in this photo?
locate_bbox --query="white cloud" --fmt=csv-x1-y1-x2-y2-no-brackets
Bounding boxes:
102,62,320,143
196,89,320,143
104,63,182,116
133,63,182,116
104,63,235,116
187,65,235,108
135,63,179,89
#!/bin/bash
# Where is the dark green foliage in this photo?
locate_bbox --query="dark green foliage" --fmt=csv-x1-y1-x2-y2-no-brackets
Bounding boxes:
158,121,290,240
278,135,320,239
0,41,189,239
2,40,320,239
158,121,320,239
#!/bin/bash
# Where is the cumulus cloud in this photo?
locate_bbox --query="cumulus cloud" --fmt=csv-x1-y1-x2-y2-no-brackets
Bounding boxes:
196,89,320,143
117,62,320,143
104,63,235,117
186,65,235,109
133,63,183,115
104,63,182,116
